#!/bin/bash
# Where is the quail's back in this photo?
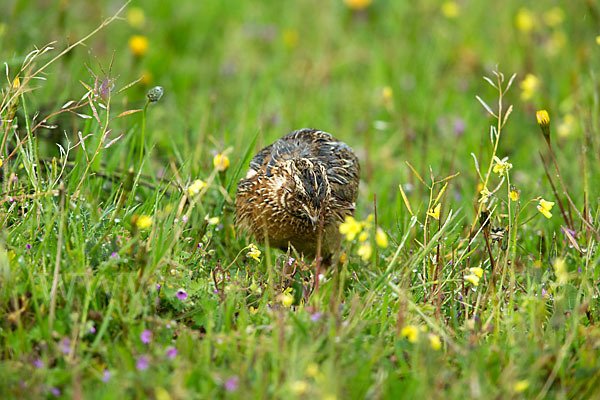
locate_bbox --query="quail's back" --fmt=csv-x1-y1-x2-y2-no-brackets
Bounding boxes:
235,129,360,263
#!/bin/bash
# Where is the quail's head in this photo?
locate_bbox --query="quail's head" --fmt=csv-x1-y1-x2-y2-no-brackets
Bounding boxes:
281,158,331,227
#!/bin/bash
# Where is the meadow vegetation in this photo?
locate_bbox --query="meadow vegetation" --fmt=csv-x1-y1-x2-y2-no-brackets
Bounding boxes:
1,0,600,398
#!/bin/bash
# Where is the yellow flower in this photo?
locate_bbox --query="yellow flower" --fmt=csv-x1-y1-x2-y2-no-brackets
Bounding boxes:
597,36,600,45
469,267,483,278
553,257,568,284
465,273,480,286
213,153,230,172
381,86,393,102
13,77,20,88
520,74,539,100
127,7,146,28
206,216,220,225
427,203,441,220
247,244,261,262
128,35,149,57
0,158,3,168
279,292,294,307
557,114,575,138
188,179,207,196
249,306,258,314
429,334,442,350
136,215,153,230
441,1,459,18
306,363,319,378
536,109,551,140
375,228,388,248
343,0,372,11
400,325,419,343
290,380,308,395
510,190,519,202
537,198,554,219
515,8,535,33
381,86,393,110
282,29,299,49
141,71,153,86
358,231,369,242
542,7,564,27
514,379,529,393
339,216,362,241
357,243,372,261
536,109,550,126
478,186,491,204
339,252,347,263
492,156,513,176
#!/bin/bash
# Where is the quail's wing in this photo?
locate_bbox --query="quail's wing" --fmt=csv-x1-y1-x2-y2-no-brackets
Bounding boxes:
316,138,360,206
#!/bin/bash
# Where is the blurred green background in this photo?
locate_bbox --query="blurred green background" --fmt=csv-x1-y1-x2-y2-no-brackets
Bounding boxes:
2,0,599,222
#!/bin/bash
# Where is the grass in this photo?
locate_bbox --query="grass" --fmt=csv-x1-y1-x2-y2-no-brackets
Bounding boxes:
1,0,600,398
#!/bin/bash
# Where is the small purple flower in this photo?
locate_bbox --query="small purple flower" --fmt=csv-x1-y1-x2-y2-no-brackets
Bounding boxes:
156,283,162,291
110,252,120,260
213,289,218,294
176,289,188,301
26,243,31,250
182,215,189,223
311,312,323,322
90,325,96,334
560,226,576,237
20,381,27,388
102,369,111,383
140,330,152,344
50,387,61,397
60,338,71,354
166,346,178,359
136,355,149,371
224,376,239,392
288,257,295,266
453,118,466,136
33,358,43,368
578,266,582,274
541,288,548,298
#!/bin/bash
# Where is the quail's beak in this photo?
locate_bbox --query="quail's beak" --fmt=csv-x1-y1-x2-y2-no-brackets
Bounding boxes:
302,205,319,227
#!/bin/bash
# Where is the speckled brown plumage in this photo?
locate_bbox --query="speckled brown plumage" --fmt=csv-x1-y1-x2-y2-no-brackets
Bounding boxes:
235,128,360,263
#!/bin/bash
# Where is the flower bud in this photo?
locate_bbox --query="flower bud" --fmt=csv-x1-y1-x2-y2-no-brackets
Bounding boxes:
536,110,550,141
147,86,163,103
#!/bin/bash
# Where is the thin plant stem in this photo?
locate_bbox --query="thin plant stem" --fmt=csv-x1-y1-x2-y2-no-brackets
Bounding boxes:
547,142,599,240
139,99,150,170
539,152,573,229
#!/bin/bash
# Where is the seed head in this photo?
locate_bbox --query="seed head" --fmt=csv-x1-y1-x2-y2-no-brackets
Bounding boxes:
147,86,163,103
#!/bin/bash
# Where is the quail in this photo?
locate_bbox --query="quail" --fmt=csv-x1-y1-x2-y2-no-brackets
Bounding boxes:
235,129,360,264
